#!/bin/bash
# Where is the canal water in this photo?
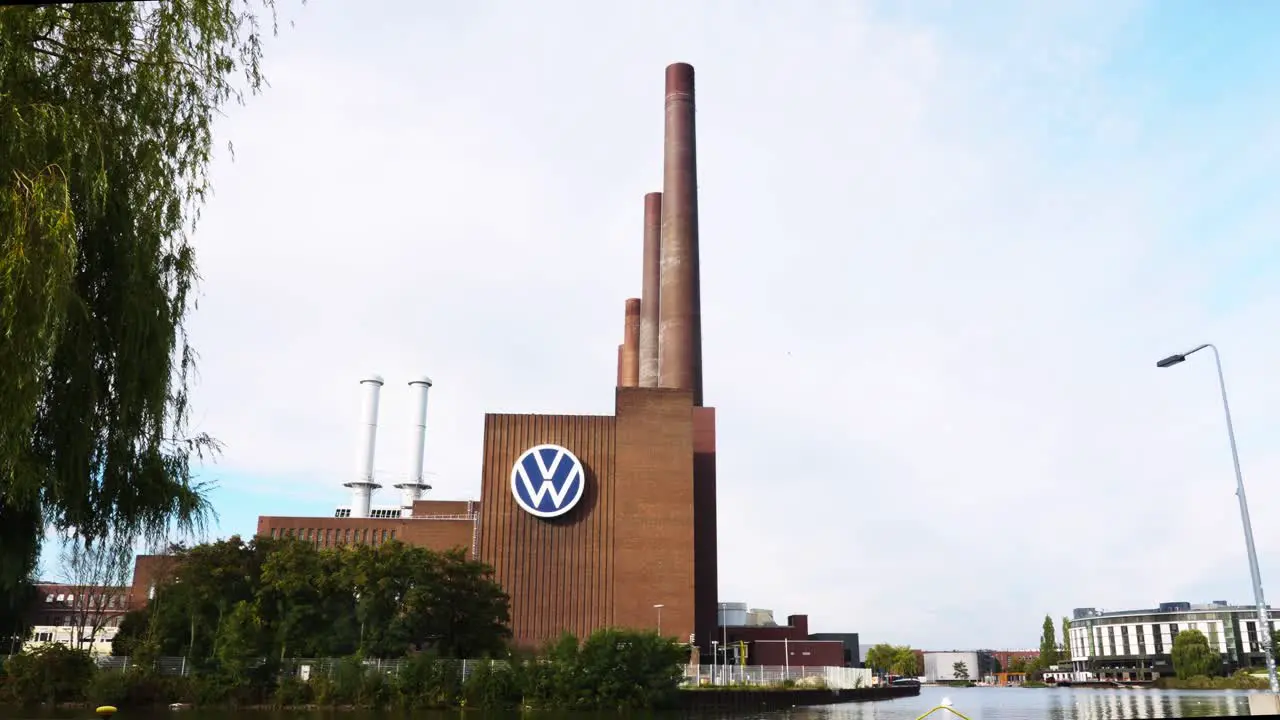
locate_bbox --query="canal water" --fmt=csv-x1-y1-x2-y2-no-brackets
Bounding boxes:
7,685,1261,719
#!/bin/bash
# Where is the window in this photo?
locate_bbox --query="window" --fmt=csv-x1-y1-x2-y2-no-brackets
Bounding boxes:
382,530,388,542
270,528,278,538
45,594,53,603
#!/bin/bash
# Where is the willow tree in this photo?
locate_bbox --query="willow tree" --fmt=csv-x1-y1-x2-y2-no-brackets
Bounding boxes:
0,0,282,593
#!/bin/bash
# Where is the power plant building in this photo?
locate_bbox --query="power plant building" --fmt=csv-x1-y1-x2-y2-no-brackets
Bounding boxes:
254,63,719,651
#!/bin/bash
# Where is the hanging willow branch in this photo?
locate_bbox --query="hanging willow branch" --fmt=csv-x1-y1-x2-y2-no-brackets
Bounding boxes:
0,0,283,594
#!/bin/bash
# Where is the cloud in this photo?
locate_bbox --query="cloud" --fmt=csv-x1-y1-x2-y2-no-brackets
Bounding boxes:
176,0,1280,648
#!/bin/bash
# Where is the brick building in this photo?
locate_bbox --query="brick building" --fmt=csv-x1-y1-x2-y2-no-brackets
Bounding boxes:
718,611,851,668
211,63,720,654
22,583,132,656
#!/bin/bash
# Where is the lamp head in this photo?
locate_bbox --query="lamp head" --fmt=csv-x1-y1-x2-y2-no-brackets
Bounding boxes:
1156,354,1186,368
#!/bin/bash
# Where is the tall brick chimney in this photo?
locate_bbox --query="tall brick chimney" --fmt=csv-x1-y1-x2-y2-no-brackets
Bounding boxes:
639,192,662,388
657,62,703,406
621,298,641,387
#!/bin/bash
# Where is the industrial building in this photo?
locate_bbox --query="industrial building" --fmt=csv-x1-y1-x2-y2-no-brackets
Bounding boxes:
248,62,719,652
1068,601,1280,680
714,601,859,669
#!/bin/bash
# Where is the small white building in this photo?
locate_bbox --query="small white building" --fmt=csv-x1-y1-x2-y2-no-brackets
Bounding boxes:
923,651,980,683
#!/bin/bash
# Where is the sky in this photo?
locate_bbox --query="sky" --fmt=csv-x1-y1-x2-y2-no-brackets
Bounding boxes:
45,0,1280,650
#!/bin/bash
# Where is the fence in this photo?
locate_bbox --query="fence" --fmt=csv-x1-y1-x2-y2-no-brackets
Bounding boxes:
87,656,498,681
17,655,870,689
683,664,872,690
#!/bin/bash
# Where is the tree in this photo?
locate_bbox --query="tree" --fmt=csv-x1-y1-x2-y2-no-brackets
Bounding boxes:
864,643,898,674
1039,614,1058,666
56,534,132,649
953,660,969,681
1008,655,1031,673
1061,616,1071,657
891,646,920,677
0,0,284,597
1171,629,1220,679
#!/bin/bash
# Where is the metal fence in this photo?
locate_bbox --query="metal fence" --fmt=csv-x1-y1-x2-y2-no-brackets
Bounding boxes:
88,656,499,680
17,655,870,689
683,664,872,689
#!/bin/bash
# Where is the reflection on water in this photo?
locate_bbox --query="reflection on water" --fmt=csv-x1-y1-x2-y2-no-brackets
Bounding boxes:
786,686,1252,720
2,686,1261,720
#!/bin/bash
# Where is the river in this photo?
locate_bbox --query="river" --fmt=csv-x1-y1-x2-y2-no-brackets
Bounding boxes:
7,685,1262,720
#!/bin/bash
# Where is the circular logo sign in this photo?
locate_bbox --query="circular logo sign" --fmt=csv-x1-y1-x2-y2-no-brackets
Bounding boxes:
510,444,586,518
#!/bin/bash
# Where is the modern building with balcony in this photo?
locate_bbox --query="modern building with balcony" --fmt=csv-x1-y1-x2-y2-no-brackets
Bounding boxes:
1068,601,1278,680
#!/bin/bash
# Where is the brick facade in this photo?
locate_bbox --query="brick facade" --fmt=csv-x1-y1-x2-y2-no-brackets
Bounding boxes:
479,386,715,649
257,499,479,559
240,386,718,653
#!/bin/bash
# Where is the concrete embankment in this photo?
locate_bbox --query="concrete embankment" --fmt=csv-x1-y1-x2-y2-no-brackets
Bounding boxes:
679,684,921,711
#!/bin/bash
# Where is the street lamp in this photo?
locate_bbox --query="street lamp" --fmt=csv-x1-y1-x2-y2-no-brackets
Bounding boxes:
653,604,664,635
1157,343,1279,694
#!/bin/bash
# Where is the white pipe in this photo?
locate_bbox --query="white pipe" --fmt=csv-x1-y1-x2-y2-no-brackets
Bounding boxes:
347,374,383,518
401,376,432,516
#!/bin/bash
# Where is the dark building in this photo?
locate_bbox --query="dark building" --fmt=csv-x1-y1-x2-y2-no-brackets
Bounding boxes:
810,633,862,668
243,63,719,653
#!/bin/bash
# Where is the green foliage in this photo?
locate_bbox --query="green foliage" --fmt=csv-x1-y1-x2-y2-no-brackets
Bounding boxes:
1156,669,1267,690
952,660,969,680
392,651,461,708
1061,616,1071,657
864,642,919,677
1038,614,1058,666
119,536,512,665
462,659,522,709
1171,629,1221,679
0,0,288,598
1,643,96,705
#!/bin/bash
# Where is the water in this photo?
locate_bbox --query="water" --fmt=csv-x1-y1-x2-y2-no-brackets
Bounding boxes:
5,686,1262,719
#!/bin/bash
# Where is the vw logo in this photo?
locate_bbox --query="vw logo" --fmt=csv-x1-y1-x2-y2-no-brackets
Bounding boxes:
510,444,586,519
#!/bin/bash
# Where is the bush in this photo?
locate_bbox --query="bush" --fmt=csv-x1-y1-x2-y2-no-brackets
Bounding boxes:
274,675,312,707
86,671,129,706
2,644,97,705
462,659,522,709
393,652,460,708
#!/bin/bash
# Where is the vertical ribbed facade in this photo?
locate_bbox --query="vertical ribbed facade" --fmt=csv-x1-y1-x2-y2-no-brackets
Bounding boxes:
479,414,617,646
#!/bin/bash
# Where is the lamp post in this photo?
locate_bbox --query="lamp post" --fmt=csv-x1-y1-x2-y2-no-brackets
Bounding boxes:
1157,343,1279,694
711,640,719,686
654,604,664,635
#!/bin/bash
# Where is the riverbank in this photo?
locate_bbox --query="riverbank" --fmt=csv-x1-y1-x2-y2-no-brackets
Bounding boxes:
3,685,922,715
679,684,922,711
1154,672,1271,691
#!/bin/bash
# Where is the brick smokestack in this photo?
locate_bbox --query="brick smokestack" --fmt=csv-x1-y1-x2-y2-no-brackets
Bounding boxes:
657,62,703,406
638,192,662,387
616,344,624,386
621,298,641,387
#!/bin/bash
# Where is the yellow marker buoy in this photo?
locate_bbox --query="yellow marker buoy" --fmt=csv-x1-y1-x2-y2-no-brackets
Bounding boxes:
95,706,117,718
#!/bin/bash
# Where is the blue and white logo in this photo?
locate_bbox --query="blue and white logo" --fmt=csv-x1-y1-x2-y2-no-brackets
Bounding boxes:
510,444,586,519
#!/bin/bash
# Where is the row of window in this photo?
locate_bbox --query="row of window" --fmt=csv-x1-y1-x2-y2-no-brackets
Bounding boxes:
1074,618,1279,658
44,592,128,608
39,616,123,628
268,526,397,546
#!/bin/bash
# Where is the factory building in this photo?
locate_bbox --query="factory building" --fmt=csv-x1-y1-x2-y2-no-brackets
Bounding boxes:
251,63,719,652
714,602,858,669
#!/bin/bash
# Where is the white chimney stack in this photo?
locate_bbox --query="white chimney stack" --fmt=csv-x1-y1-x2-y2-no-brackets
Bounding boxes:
394,376,433,518
344,374,384,518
